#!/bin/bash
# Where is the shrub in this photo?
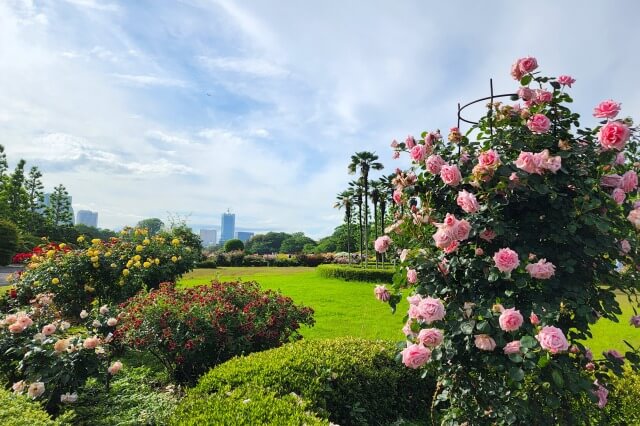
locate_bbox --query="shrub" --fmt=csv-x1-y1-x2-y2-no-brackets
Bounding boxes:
296,253,328,267
0,387,69,426
0,219,19,266
242,253,268,267
195,260,217,269
14,227,198,317
114,281,314,384
224,239,244,252
170,385,327,426
316,264,394,283
177,338,433,425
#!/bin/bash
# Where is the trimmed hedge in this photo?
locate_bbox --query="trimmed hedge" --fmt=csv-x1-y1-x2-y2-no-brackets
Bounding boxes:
0,388,67,426
195,260,217,269
316,264,394,283
172,338,433,425
170,385,327,425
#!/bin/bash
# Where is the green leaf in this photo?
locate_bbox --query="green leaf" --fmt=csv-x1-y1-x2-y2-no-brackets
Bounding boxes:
551,370,564,388
509,367,525,382
520,75,532,86
520,336,536,349
508,354,523,364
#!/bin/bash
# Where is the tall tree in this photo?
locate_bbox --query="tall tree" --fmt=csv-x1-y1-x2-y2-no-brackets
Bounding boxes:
136,218,164,236
348,152,383,265
334,189,354,263
6,160,28,228
46,184,73,227
348,180,364,263
0,145,8,218
0,144,8,183
370,180,382,268
24,166,45,233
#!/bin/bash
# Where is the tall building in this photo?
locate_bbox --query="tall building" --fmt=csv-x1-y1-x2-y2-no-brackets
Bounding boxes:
43,193,75,225
235,231,254,243
200,229,217,247
220,210,235,245
77,210,98,228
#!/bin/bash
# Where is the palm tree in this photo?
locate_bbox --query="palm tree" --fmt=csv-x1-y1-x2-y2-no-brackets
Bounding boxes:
348,179,364,263
348,152,384,266
370,180,381,268
378,173,395,268
334,190,354,263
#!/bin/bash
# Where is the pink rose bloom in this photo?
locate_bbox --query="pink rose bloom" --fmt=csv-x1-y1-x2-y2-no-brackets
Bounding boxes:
527,114,551,134
407,294,422,306
593,100,621,119
83,336,100,350
374,285,390,302
418,328,444,348
399,249,409,262
509,172,520,184
406,269,418,284
392,151,400,159
600,174,622,188
433,228,455,249
478,149,501,168
392,189,402,205
443,240,459,254
536,326,569,354
493,248,520,273
401,344,431,369
440,165,462,186
537,150,561,173
634,201,640,209
17,315,33,328
557,75,575,87
525,259,556,279
12,380,26,395
598,121,630,151
475,247,484,256
629,315,640,327
535,89,553,104
474,334,496,351
514,151,539,174
418,297,446,324
374,235,392,253
479,229,496,242
27,382,45,399
511,60,524,80
454,219,471,241
107,317,118,327
443,213,457,228
585,348,593,361
405,135,416,149
604,349,624,362
530,312,540,325
628,208,640,229
499,308,524,332
593,382,609,409
8,323,25,333
410,144,427,162
460,152,471,163
425,155,446,174
517,87,534,101
437,260,449,276
612,188,626,205
390,139,399,148
108,360,123,375
615,152,625,165
402,320,417,338
99,305,109,315
585,362,595,372
504,341,522,355
620,171,638,193
41,324,56,336
518,56,538,74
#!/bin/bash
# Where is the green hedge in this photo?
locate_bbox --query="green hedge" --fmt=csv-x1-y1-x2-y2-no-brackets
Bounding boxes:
0,219,19,266
195,260,217,269
172,338,433,425
316,264,394,283
0,388,67,426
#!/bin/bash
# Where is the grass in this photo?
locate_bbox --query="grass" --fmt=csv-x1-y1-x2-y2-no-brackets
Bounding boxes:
179,267,640,354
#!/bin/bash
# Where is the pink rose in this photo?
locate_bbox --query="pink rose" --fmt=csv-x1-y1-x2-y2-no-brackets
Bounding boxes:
530,312,540,325
604,349,624,363
406,269,418,284
517,87,534,101
536,150,561,173
108,360,123,375
557,75,575,87
612,188,626,205
479,229,496,242
503,341,521,355
493,248,520,273
536,326,569,354
454,219,471,241
401,343,431,369
405,135,416,149
374,285,391,302
499,308,524,332
418,328,444,348
600,174,622,188
41,324,56,336
598,121,630,151
399,249,409,262
443,240,459,254
475,247,484,256
527,114,551,134
585,348,593,361
418,297,446,324
402,320,417,338
478,150,500,168
514,151,539,174
437,260,449,276
460,152,470,163
407,294,422,306
99,305,109,315
620,239,631,254
425,155,446,174
615,152,625,165
474,334,496,351
620,171,638,193
392,151,400,159
440,165,462,186
27,382,45,399
83,336,100,350
518,56,538,74
390,139,399,148
374,235,392,253
17,314,33,328
410,145,427,162
107,317,118,327
593,382,608,409
535,89,553,104
12,380,26,395
628,208,640,229
8,323,25,333
593,100,621,119
511,60,524,80
525,259,556,279
433,228,455,249
392,189,402,205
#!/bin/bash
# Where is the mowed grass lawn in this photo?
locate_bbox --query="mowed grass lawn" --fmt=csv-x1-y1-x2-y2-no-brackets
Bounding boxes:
179,267,640,355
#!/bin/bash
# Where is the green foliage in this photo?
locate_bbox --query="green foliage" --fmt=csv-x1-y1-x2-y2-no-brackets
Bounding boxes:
170,385,327,426
178,338,433,425
245,232,290,254
0,219,19,265
136,218,164,236
223,238,244,252
195,260,217,268
316,264,394,283
73,224,117,241
45,184,73,227
0,388,68,426
280,232,316,254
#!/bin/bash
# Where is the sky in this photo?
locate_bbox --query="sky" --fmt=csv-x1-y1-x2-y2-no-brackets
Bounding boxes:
1,0,640,239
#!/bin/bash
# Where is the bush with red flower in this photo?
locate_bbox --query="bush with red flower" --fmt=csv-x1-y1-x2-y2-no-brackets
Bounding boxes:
114,281,314,384
383,57,640,423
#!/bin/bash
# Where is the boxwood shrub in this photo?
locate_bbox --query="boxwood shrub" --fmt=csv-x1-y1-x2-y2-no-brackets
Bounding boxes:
316,264,394,283
0,388,70,426
172,337,433,425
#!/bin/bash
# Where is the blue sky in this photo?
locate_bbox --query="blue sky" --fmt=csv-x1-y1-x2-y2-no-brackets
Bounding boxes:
1,0,640,238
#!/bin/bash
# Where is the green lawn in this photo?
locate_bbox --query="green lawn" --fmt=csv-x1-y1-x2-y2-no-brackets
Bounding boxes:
179,267,640,355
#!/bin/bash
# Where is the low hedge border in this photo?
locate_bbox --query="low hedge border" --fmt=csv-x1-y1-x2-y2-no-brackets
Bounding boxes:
316,264,394,283
170,338,433,425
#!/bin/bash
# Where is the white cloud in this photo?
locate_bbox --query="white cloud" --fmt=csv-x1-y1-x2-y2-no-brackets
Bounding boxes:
112,74,189,88
63,0,120,12
199,56,288,77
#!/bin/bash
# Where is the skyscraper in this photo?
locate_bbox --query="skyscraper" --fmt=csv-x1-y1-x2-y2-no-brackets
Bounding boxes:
235,231,254,243
220,210,235,245
77,210,98,228
200,229,217,247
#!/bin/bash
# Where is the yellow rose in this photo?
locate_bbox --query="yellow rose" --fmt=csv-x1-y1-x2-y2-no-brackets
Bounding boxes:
143,238,150,245
171,256,178,262
90,256,99,263
91,238,101,245
134,255,141,262
171,239,180,246
126,260,133,268
46,250,55,258
105,251,112,257
58,243,66,249
92,263,100,268
136,245,144,252
154,258,160,265
51,278,60,285
143,261,151,268
77,236,85,243
134,261,141,268
110,263,117,268
122,269,130,276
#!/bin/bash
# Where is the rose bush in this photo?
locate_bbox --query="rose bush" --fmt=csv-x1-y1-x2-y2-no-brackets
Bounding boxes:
383,58,640,424
113,281,314,384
